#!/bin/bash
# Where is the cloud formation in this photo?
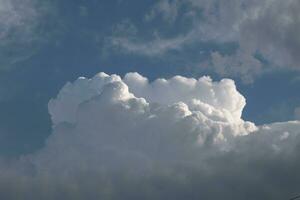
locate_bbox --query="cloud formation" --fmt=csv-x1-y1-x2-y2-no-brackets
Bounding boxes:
107,0,300,82
0,0,55,70
1,72,300,199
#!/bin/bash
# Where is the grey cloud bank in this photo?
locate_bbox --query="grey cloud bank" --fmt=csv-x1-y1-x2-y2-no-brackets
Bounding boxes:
0,72,300,199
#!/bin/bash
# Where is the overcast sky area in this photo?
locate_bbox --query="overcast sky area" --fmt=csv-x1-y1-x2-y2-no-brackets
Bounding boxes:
1,0,300,199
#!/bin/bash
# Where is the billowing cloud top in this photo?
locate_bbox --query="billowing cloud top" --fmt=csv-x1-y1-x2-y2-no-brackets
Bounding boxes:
1,72,300,199
49,72,247,125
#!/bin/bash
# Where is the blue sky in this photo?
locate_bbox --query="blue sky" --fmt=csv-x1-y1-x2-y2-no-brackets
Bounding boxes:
1,1,300,199
0,0,300,156
0,0,300,154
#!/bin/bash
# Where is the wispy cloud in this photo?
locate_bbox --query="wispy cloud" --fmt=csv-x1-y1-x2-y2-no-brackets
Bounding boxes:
0,0,55,70
105,0,300,83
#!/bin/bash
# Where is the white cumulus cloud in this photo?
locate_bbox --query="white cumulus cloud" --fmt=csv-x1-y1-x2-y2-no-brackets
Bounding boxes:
0,72,300,199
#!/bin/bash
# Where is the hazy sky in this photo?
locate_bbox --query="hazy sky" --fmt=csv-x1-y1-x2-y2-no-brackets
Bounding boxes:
0,0,300,199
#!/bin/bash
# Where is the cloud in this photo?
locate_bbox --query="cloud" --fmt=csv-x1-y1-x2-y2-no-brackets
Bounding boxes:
103,19,191,57
107,34,189,57
144,0,180,23
0,0,55,70
106,0,300,82
0,0,34,39
0,72,300,199
209,50,262,83
294,107,300,120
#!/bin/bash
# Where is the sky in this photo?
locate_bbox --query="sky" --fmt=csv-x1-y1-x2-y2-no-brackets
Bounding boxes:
1,0,300,199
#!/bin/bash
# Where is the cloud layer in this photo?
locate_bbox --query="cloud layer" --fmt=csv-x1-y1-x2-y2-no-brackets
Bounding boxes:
1,72,300,199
